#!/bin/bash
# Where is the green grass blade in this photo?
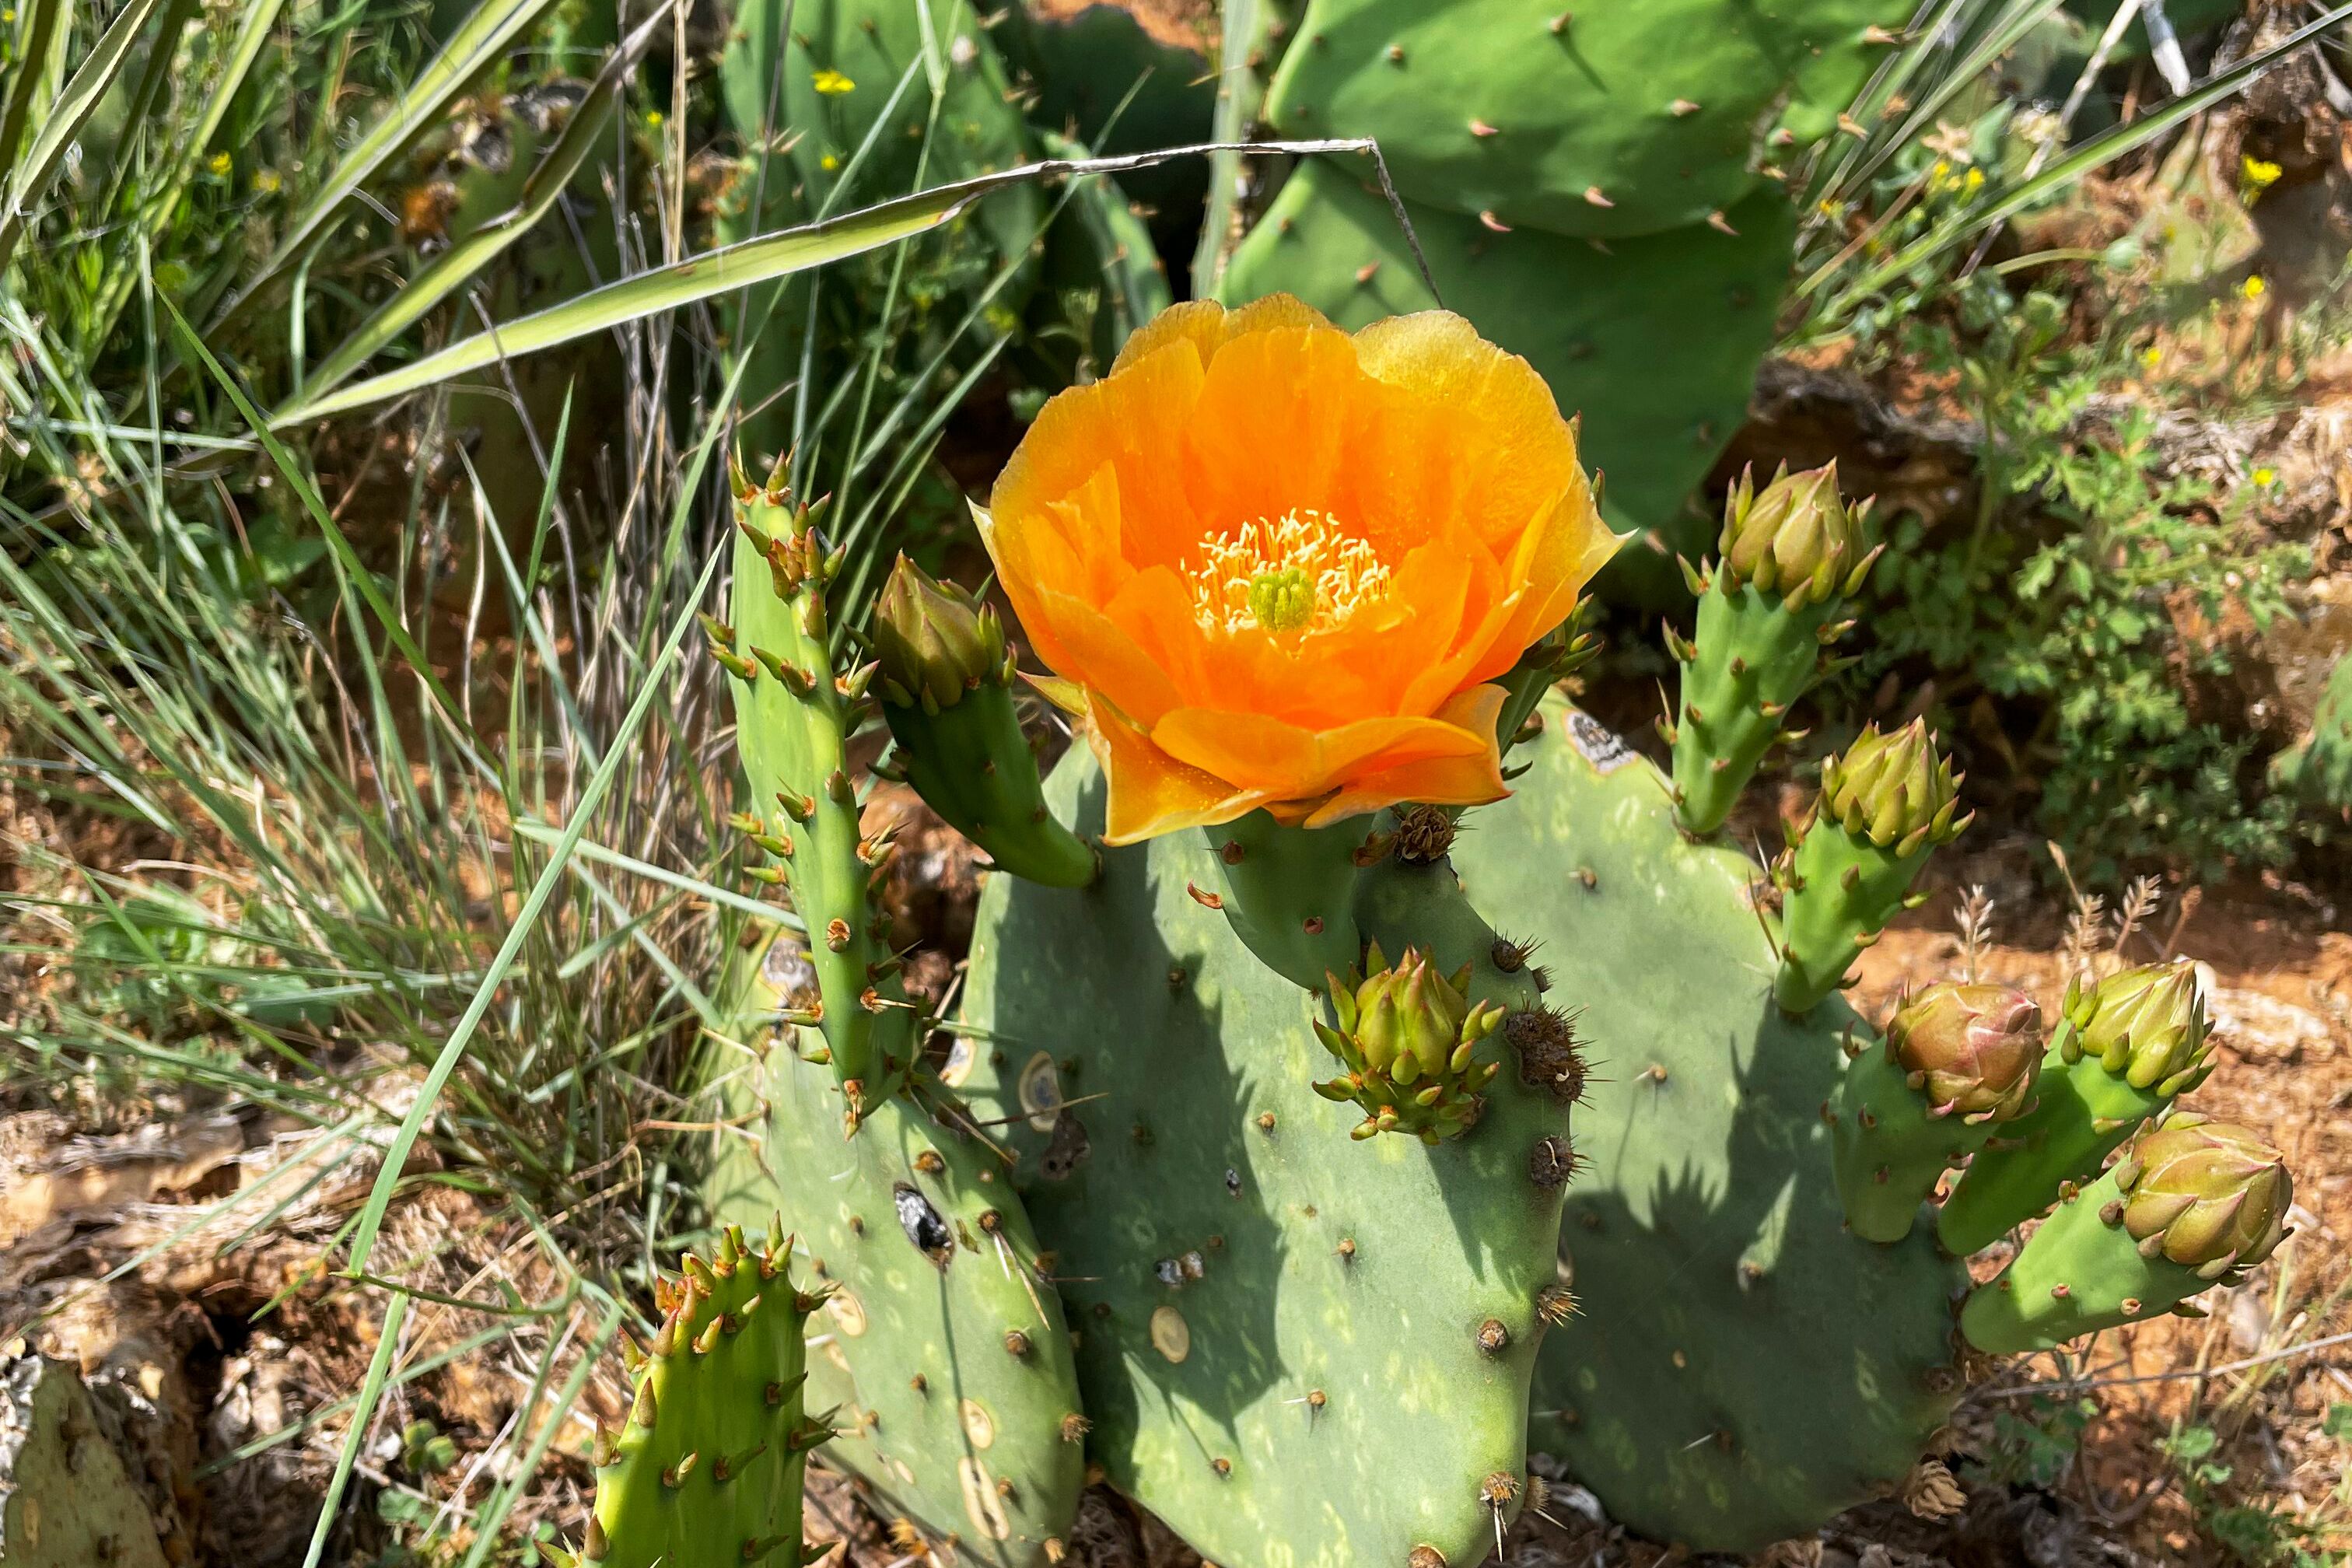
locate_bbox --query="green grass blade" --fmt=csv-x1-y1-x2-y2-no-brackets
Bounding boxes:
211,0,573,327
0,0,65,183
1820,2,2352,307
84,0,292,346
508,820,792,926
300,1290,410,1568
159,296,492,771
0,0,169,271
336,456,729,1274
1829,0,2062,204
278,136,1376,425
298,6,667,401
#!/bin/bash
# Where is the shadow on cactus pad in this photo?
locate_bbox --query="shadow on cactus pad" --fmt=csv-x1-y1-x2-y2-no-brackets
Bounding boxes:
957,761,1575,1568
1461,698,1969,1555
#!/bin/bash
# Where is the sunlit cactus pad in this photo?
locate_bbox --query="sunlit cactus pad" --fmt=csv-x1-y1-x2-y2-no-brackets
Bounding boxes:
705,936,1087,1566
954,762,1577,1568
1262,0,1909,238
1463,698,1969,1554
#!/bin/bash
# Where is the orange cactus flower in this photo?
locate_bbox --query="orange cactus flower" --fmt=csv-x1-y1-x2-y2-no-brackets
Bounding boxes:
976,295,1619,845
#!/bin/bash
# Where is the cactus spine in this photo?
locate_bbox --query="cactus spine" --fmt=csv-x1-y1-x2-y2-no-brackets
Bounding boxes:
1937,961,2216,1256
722,465,909,1135
1668,464,1877,835
872,556,1097,888
1773,720,1968,1013
557,1228,829,1568
1959,1114,2292,1355
1831,982,2043,1244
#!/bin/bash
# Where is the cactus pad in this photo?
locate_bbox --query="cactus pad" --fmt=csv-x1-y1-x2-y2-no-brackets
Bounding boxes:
2273,651,2350,814
572,1230,824,1568
704,931,1089,1566
1463,698,1967,1555
1261,0,1907,238
1221,156,1794,565
955,761,1574,1568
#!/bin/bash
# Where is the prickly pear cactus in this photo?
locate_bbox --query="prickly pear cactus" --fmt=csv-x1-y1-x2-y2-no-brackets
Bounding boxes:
704,930,1090,1565
1937,961,2215,1258
1466,698,1969,1556
953,759,1578,1568
2273,650,2351,814
1261,0,1909,239
1222,157,1794,571
720,474,914,1132
1667,464,1878,836
558,1230,826,1568
0,1351,170,1568
1959,1113,2293,1354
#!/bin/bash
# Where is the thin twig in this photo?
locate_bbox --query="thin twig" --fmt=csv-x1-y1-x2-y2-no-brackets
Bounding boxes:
1979,1329,2352,1398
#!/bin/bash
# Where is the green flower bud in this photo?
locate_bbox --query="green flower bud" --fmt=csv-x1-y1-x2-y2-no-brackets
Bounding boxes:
1352,947,1472,1085
1315,943,1503,1143
2113,1114,2292,1279
1717,461,1875,608
1818,719,1965,853
2060,961,2212,1093
1885,982,2042,1122
873,554,1006,712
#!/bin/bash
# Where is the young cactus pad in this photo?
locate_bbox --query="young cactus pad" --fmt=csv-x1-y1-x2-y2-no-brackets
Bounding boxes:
1937,961,2216,1258
1221,157,1795,572
1773,719,1966,1014
1668,464,1876,836
1466,699,1967,1555
569,1230,825,1568
1831,982,2044,1244
955,758,1573,1568
724,474,912,1132
1262,0,1911,239
702,929,1088,1565
1958,1114,2293,1356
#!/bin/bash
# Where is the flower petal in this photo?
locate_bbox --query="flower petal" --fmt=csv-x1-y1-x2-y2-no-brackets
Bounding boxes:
1150,705,1491,803
1035,585,1185,730
1085,695,1267,845
1112,293,1335,376
989,336,1206,573
1300,686,1511,827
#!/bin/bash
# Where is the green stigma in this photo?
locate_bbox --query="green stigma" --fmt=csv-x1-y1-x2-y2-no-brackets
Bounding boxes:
1246,566,1316,632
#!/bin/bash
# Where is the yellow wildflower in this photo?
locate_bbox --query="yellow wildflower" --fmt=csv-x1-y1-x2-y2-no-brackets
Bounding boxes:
251,169,282,194
813,68,855,95
2241,275,2267,301
2251,467,2277,488
2240,154,2281,191
208,152,231,177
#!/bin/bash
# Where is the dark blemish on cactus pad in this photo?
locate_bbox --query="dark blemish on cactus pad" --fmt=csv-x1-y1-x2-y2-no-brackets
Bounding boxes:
893,1183,953,1266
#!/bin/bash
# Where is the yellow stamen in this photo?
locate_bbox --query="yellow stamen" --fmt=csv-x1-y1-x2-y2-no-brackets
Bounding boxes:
1187,509,1391,635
